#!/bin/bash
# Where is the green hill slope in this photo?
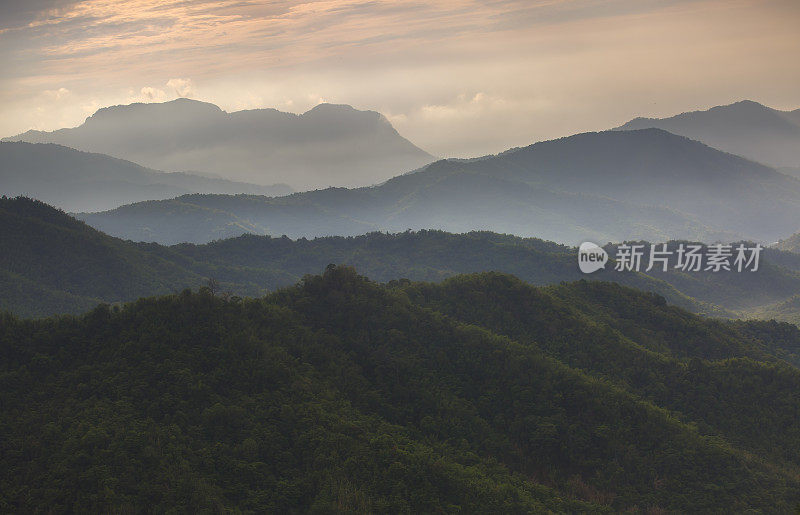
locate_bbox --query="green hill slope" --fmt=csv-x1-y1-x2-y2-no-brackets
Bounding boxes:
7,197,800,320
2,266,800,511
0,197,205,315
402,274,800,468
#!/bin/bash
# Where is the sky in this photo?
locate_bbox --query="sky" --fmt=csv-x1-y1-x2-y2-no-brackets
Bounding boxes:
1,0,799,158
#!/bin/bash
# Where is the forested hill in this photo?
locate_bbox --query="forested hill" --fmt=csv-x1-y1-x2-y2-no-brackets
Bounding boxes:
2,266,800,512
0,196,205,316
5,196,800,320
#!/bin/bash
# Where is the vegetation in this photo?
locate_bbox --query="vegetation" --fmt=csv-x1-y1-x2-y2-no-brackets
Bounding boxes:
402,274,800,470
2,266,800,512
6,196,800,322
0,196,204,316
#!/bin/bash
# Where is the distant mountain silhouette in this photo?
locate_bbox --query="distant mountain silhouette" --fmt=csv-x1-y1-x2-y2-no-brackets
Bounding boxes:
79,129,800,244
615,100,800,170
0,142,292,212
2,98,434,189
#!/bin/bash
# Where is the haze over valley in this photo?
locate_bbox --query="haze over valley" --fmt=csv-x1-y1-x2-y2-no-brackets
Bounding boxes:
0,141,292,212
70,120,800,246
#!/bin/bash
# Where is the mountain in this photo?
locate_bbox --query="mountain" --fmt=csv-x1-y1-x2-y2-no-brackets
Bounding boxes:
2,265,800,511
615,100,800,170
0,142,292,212
79,128,800,245
0,196,202,315
2,98,435,190
0,196,299,316
747,296,800,326
7,196,800,320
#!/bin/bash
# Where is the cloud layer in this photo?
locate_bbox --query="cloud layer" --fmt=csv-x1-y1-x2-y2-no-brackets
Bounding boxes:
1,0,799,157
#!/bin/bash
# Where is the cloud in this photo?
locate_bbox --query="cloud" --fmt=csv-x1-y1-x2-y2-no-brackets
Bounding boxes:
167,79,194,98
418,92,511,121
128,79,193,103
43,87,70,100
80,99,100,114
0,0,77,31
167,78,194,98
306,93,328,106
388,92,555,157
139,86,166,102
1,0,799,156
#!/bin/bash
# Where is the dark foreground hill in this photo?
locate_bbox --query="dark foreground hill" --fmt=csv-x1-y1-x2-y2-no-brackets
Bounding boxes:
78,128,800,245
2,266,800,512
0,141,291,212
2,98,434,190
5,196,800,321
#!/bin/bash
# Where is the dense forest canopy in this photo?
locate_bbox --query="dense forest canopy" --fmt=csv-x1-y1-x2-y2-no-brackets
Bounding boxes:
2,266,800,511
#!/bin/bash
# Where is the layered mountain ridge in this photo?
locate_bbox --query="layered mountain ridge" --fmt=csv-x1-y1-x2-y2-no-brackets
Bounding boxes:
3,98,435,189
616,99,800,170
0,141,292,212
78,128,800,245
5,196,800,322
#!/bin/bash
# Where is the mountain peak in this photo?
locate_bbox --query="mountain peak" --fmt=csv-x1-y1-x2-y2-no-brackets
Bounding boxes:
0,195,75,227
302,102,385,123
709,99,772,115
615,100,800,168
87,97,224,124
509,127,694,158
727,99,766,108
305,102,359,113
5,98,433,190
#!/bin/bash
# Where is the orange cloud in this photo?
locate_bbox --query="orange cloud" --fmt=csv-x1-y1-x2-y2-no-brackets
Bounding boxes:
1,0,799,156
